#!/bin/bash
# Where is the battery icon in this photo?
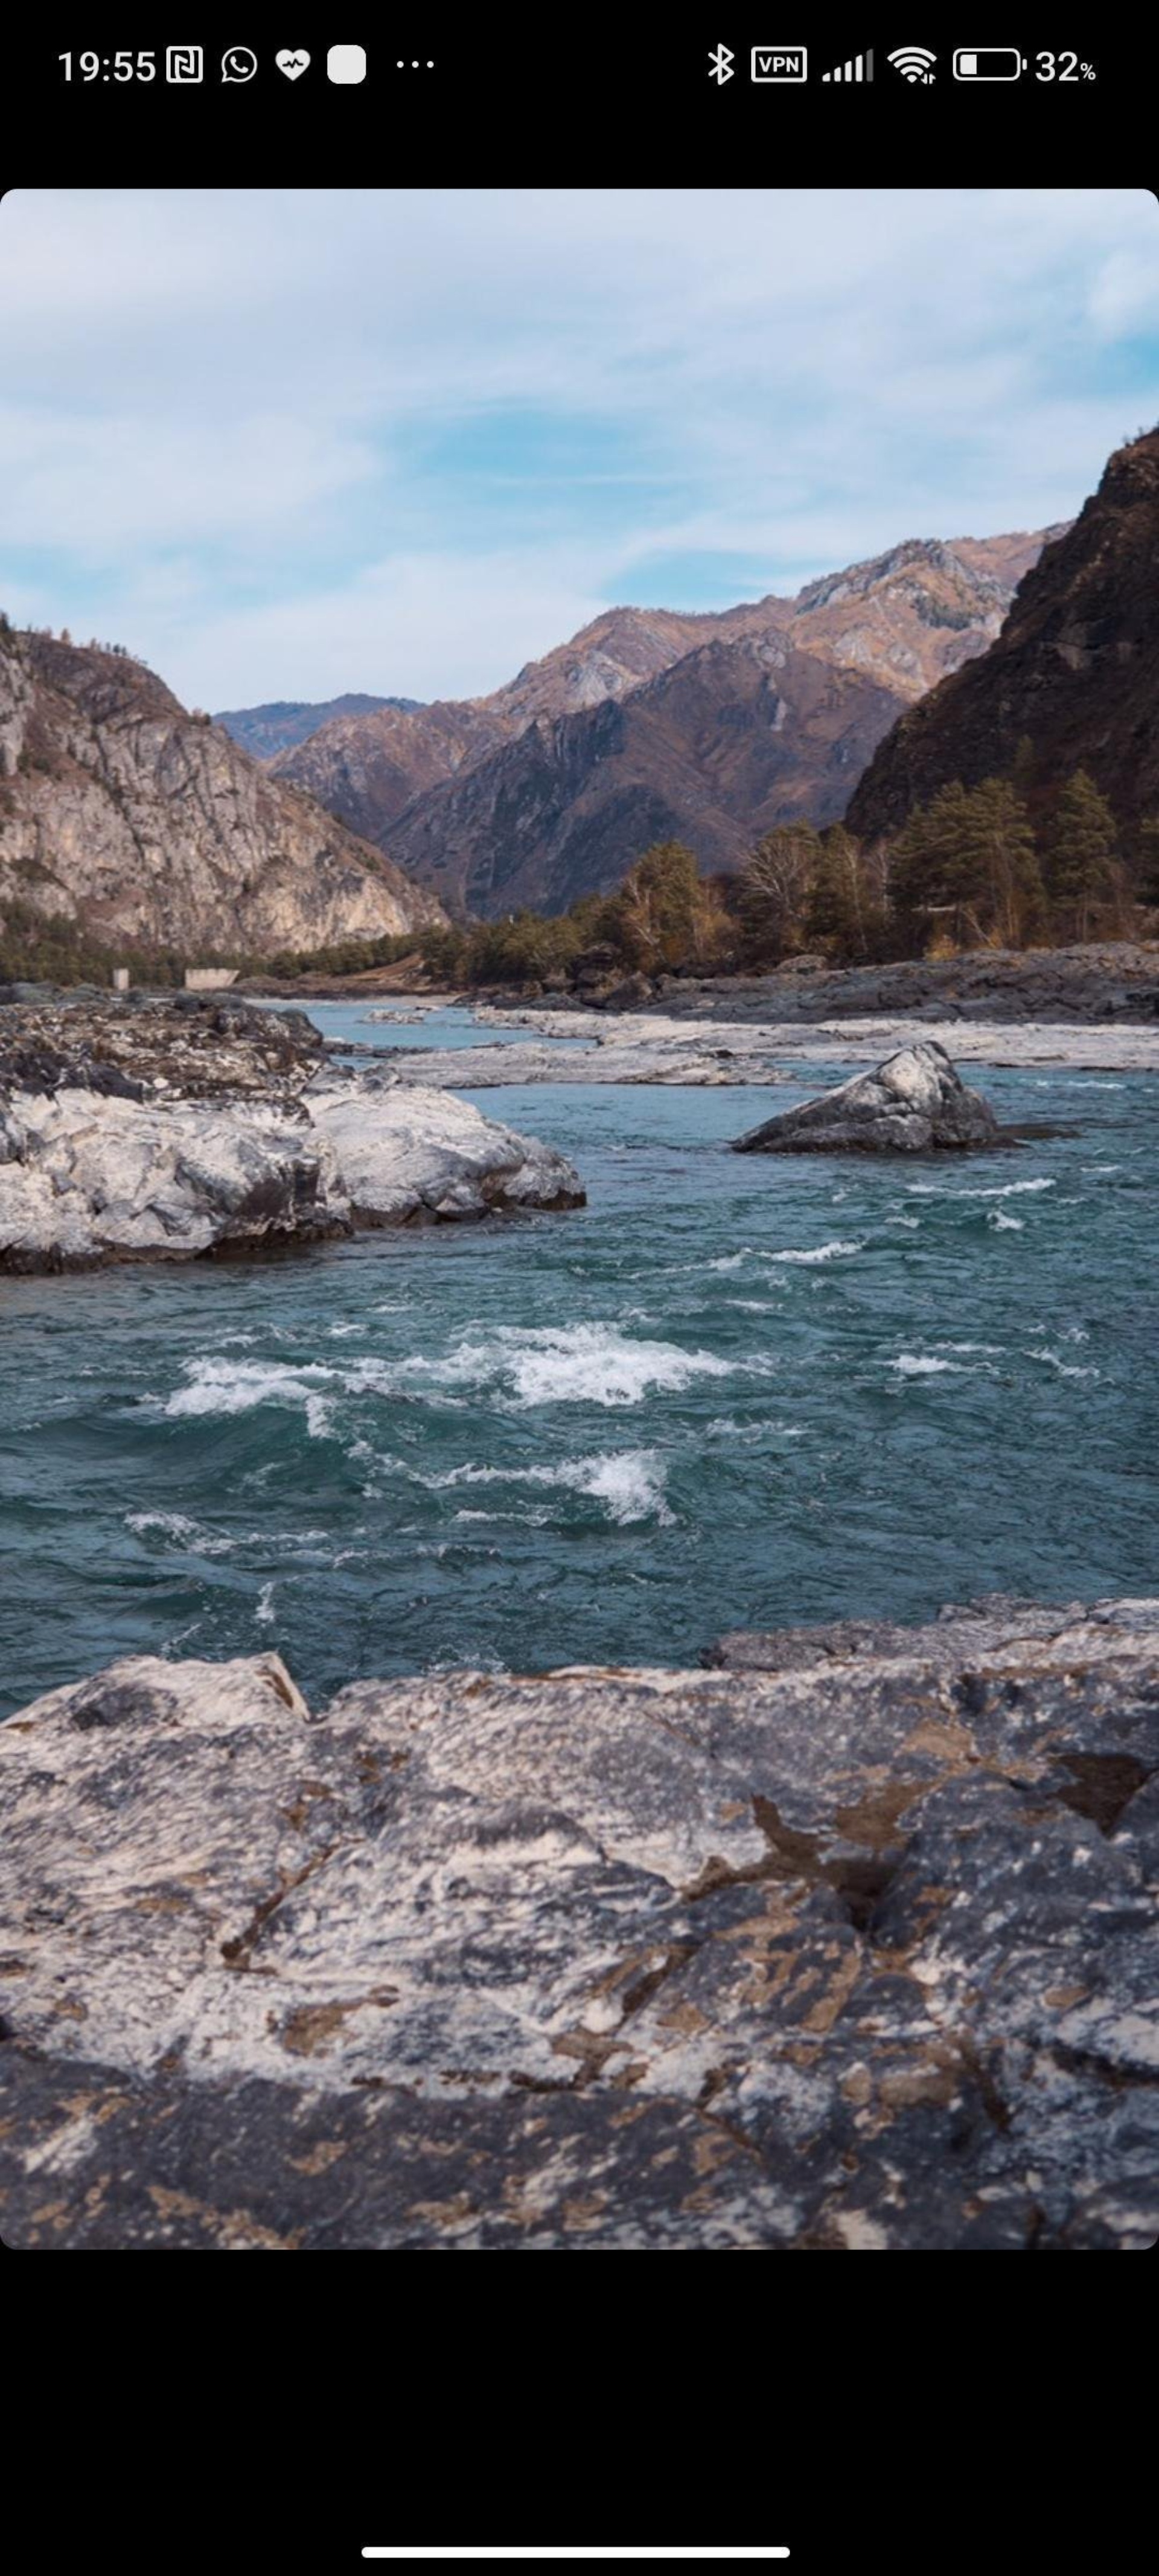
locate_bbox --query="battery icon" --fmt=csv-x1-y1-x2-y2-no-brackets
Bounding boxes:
953,48,1025,78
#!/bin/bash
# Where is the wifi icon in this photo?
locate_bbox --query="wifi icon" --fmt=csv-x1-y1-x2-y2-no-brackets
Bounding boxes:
888,45,937,81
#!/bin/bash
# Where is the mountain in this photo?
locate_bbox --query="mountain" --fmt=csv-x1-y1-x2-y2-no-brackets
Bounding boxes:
0,629,442,957
272,698,517,847
264,613,766,841
382,635,905,917
272,530,1062,915
848,434,1159,839
785,531,1069,696
213,693,424,762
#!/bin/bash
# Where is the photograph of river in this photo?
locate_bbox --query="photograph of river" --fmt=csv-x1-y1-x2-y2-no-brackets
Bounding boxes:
2,175,1157,2255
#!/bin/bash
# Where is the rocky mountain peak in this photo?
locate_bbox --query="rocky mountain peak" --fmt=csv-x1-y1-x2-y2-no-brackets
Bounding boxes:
847,433,1159,839
1099,423,1159,504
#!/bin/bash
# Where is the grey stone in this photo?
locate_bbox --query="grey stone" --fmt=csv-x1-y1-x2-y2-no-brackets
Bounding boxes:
2,1598,1157,2248
471,1000,1159,1075
0,1083,583,1269
732,1040,1003,1154
0,1008,584,1270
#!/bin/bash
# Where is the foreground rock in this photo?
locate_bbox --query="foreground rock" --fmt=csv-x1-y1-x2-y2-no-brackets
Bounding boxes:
0,1025,584,1269
2,1597,1157,2248
733,1040,1002,1155
306,1078,584,1223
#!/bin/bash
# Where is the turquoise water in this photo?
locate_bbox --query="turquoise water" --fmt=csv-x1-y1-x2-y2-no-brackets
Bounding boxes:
1,1004,1155,1718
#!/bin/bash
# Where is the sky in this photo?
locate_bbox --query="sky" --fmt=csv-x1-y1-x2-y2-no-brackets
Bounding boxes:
2,187,1157,712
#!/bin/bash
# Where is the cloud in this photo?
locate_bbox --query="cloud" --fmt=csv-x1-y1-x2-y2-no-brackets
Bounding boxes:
1,187,1156,706
0,407,380,555
165,549,615,707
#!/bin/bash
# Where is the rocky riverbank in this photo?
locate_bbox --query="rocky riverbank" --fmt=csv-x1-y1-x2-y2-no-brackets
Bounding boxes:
2,1596,1157,2249
484,943,1159,1026
0,996,583,1270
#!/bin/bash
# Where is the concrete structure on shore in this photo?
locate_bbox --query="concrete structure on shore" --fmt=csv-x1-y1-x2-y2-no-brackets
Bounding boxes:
183,967,239,992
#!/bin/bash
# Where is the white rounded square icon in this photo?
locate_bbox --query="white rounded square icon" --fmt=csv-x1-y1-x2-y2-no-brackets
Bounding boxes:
327,44,366,83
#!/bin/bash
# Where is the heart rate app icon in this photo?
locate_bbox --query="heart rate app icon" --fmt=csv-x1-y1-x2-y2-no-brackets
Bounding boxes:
275,49,310,78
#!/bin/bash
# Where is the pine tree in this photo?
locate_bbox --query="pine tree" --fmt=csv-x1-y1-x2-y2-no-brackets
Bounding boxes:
890,783,973,940
963,778,1045,947
890,780,1042,949
1046,772,1120,941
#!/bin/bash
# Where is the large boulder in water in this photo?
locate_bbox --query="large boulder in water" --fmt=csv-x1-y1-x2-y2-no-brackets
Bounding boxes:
732,1039,1001,1155
0,1077,584,1271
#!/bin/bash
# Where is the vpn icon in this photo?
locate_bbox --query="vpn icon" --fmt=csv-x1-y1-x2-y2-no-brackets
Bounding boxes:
888,46,936,82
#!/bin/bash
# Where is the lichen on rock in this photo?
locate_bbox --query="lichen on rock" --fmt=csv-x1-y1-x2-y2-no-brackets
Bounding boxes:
2,1597,1157,2248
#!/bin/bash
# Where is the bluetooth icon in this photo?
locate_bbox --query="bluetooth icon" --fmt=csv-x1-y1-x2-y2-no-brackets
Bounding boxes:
708,43,735,83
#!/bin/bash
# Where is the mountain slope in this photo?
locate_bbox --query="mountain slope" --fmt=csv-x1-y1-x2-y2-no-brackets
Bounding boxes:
271,698,517,847
214,693,423,761
848,436,1159,838
787,531,1068,697
0,630,442,956
272,530,1060,915
383,634,905,917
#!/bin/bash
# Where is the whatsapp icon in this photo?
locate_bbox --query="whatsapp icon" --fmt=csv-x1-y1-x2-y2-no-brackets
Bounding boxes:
221,46,258,83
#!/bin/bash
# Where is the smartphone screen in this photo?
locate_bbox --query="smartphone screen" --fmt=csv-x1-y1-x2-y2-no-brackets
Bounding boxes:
0,21,1152,2546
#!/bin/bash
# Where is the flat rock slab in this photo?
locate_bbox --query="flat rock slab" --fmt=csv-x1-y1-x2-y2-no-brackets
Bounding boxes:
3,1598,1158,2248
732,1040,1003,1154
374,1039,792,1089
474,1004,1159,1073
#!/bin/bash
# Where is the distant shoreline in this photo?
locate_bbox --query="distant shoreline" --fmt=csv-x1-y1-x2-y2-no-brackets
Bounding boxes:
7,938,1159,1043
226,940,1159,1025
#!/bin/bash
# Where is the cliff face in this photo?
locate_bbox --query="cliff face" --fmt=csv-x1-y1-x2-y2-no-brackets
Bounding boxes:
848,435,1159,838
270,531,1060,917
0,630,442,956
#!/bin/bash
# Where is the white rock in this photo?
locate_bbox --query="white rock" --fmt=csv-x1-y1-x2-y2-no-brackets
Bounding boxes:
307,1081,582,1223
0,1078,583,1270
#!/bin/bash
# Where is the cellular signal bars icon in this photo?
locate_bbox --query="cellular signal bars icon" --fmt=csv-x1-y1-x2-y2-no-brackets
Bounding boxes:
823,50,873,80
